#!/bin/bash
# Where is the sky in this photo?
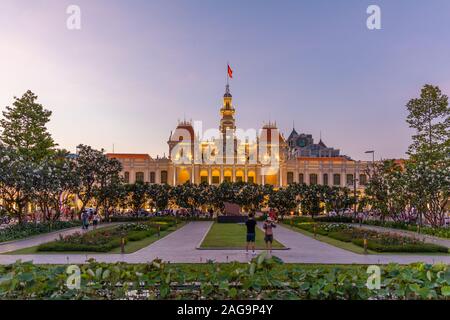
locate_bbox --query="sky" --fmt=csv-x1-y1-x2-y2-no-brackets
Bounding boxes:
0,0,449,160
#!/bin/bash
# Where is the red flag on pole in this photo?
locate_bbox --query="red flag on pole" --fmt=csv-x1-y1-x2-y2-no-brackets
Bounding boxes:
227,64,233,79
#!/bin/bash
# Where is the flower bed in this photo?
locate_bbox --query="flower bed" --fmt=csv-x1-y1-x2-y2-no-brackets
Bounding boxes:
37,222,163,252
0,221,81,243
1,257,450,299
361,220,450,240
288,222,449,253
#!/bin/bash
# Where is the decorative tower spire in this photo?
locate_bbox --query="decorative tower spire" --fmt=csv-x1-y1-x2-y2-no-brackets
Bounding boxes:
219,83,236,133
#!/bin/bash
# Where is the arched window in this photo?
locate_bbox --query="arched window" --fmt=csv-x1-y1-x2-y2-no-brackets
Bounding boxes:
298,173,304,184
346,174,354,186
323,173,329,186
150,172,156,184
124,172,130,184
160,171,168,184
287,172,294,184
333,174,341,186
310,174,318,185
136,172,144,183
359,174,367,186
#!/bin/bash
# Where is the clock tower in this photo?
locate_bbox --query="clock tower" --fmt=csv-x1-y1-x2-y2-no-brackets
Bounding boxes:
219,84,236,134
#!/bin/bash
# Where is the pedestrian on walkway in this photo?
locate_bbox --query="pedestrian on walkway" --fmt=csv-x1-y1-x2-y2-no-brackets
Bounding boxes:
93,213,100,230
263,217,277,255
81,210,89,230
245,213,257,255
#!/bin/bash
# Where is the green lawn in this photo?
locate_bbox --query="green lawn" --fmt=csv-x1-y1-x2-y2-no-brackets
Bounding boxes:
200,222,285,249
4,222,186,255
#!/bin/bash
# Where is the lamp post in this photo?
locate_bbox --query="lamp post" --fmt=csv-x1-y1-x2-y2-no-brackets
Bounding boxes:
365,150,375,166
364,151,375,224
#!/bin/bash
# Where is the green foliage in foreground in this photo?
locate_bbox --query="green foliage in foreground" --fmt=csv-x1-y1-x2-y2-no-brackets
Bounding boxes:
1,256,450,300
0,221,81,243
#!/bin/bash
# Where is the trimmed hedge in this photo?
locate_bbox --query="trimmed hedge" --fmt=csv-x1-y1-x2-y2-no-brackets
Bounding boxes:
361,220,450,240
290,222,449,253
109,216,178,225
288,216,353,224
37,222,164,252
352,239,449,253
37,238,124,252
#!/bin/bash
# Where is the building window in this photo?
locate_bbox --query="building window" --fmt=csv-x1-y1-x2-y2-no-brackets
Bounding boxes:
248,176,254,184
359,174,367,186
200,175,208,184
323,173,328,186
236,176,243,183
150,172,156,184
160,171,168,184
287,172,294,184
212,176,220,184
346,174,354,186
224,176,231,183
310,174,318,185
124,171,130,184
136,172,144,183
298,173,304,184
333,174,341,186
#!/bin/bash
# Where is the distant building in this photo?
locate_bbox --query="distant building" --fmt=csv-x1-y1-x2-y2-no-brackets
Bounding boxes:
287,129,345,159
108,83,371,190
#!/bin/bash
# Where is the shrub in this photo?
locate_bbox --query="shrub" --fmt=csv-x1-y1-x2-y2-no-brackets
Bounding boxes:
290,222,449,253
37,222,162,252
328,231,353,242
1,259,450,299
314,216,354,223
352,239,449,253
0,221,81,243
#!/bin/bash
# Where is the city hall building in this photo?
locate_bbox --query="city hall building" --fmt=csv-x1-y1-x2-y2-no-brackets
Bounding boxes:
107,85,371,191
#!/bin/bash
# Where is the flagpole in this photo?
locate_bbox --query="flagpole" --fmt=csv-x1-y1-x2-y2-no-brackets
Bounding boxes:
227,61,229,86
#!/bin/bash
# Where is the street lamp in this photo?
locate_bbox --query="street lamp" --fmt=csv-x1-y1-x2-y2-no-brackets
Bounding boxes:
365,150,375,164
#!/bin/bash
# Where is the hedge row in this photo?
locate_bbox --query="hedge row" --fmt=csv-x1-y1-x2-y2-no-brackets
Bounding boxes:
361,220,450,240
37,222,163,252
289,222,449,253
0,221,81,243
288,216,354,224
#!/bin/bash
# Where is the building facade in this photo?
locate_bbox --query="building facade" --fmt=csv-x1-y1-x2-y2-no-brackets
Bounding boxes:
107,85,371,191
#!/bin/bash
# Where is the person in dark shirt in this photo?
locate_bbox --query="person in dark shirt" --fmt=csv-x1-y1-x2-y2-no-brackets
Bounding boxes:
245,213,257,255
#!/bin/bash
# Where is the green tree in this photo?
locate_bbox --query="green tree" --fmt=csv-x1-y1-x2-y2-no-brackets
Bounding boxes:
92,155,123,220
0,91,56,163
364,160,405,222
405,84,450,226
406,84,449,158
0,145,37,223
33,150,78,221
125,181,149,212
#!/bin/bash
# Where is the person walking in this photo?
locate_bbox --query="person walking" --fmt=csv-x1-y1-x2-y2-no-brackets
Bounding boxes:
263,217,277,255
81,210,89,230
93,213,100,230
245,213,257,255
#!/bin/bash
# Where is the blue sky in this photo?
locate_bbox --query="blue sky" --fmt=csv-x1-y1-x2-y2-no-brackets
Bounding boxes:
1,0,449,160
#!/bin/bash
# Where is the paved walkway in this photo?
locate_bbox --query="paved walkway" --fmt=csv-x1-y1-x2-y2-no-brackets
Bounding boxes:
0,222,449,265
349,224,450,248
